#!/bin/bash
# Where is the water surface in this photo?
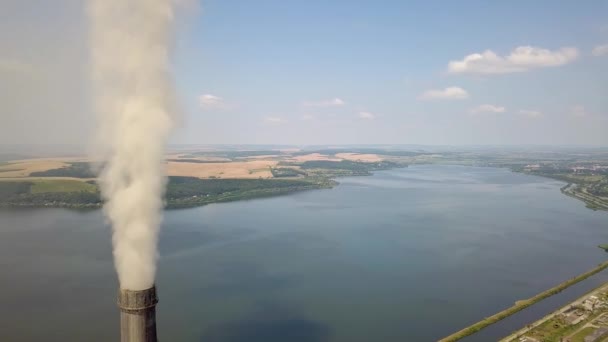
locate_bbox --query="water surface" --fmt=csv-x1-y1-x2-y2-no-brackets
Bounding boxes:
1,165,607,341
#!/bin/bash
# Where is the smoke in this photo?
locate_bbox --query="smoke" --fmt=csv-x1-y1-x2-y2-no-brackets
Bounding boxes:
88,0,178,290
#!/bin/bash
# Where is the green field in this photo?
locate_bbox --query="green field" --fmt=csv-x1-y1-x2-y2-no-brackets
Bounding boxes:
29,162,95,178
29,180,97,193
524,316,581,342
0,179,101,209
570,327,597,342
0,181,32,197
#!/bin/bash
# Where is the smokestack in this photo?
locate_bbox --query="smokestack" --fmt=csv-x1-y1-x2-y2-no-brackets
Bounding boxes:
88,0,181,339
117,286,159,342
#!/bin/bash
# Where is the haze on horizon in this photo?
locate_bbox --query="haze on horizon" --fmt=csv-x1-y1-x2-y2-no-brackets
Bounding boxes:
1,0,607,147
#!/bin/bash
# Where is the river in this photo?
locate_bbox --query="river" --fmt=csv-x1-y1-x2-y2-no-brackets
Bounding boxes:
1,165,607,341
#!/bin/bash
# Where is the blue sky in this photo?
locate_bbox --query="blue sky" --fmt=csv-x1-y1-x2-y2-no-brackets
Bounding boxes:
1,0,607,146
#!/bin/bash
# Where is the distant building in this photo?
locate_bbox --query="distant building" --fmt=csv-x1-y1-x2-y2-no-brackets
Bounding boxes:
582,296,599,311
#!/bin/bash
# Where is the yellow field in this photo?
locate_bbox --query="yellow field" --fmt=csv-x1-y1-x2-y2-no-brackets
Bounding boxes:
289,153,341,162
235,155,280,160
167,154,231,162
335,153,383,162
0,151,381,181
0,156,282,180
0,160,69,178
166,160,278,179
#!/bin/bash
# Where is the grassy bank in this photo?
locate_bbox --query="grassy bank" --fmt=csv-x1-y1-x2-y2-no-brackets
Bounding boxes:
439,260,608,342
0,177,336,209
165,176,336,209
560,183,608,211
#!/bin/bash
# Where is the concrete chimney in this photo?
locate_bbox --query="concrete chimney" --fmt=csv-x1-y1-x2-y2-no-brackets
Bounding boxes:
117,286,158,342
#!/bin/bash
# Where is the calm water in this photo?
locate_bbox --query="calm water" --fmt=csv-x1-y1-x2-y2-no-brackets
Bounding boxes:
1,165,608,342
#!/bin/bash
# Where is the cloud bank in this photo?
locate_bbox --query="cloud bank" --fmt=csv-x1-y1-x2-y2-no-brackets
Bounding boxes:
199,94,227,109
592,44,608,57
448,46,579,74
419,87,469,100
470,104,505,114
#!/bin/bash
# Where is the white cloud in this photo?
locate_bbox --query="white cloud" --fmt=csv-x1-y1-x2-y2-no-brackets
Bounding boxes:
470,104,506,114
592,44,608,57
448,46,579,75
303,98,345,107
570,105,588,117
301,114,314,121
199,94,227,109
419,87,469,100
519,109,543,118
358,111,376,120
263,116,288,124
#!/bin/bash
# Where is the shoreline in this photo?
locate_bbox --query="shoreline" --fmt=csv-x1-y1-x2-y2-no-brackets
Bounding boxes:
560,183,608,211
0,179,338,210
2,163,607,211
499,277,608,342
438,261,608,342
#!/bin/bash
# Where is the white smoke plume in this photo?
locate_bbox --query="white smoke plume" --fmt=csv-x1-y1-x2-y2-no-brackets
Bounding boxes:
88,0,178,290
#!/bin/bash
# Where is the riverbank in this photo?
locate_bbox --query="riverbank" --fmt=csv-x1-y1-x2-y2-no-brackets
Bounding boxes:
438,260,608,342
500,279,608,342
2,163,606,341
0,177,337,210
560,183,608,211
0,157,403,210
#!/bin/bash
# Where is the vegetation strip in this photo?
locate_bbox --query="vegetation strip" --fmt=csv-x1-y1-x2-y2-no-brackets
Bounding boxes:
0,176,337,209
560,183,608,211
438,260,608,342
